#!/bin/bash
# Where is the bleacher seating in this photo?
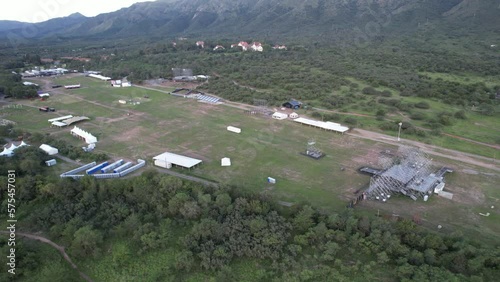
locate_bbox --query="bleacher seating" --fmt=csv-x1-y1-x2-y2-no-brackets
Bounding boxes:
197,94,220,104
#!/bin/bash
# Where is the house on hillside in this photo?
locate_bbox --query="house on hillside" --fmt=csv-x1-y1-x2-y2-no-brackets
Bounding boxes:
283,100,302,109
196,41,205,48
238,41,250,51
273,45,287,50
251,42,263,52
213,45,225,51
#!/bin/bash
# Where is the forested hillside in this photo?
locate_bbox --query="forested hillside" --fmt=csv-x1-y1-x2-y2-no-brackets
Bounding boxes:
1,0,499,41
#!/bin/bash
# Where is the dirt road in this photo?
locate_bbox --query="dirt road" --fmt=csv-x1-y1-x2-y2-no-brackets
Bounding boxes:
0,231,93,282
349,128,500,172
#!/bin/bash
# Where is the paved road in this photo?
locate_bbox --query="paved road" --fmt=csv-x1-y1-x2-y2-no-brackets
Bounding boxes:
0,231,93,282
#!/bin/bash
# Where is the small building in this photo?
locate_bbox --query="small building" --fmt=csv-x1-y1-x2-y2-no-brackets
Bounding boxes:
39,144,58,155
250,42,263,52
272,112,288,120
45,159,57,166
118,100,127,104
213,45,225,51
38,93,50,97
153,152,203,169
283,100,302,109
272,45,287,50
289,112,299,119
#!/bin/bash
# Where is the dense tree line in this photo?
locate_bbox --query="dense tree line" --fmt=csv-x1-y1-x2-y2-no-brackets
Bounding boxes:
0,146,498,281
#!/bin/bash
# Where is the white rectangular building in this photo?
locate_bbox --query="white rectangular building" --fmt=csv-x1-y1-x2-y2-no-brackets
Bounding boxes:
153,152,203,169
39,144,58,155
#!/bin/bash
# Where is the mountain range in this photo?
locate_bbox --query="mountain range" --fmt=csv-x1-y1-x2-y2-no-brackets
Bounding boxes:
1,0,498,43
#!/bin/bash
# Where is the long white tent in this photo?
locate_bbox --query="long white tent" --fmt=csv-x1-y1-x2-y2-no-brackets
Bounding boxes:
51,121,67,127
70,126,97,144
88,73,111,81
48,115,73,123
294,117,349,133
153,152,202,169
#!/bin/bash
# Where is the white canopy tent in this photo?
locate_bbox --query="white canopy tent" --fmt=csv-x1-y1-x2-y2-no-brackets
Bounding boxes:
71,126,97,144
51,121,67,127
294,117,349,134
0,141,29,157
221,157,231,167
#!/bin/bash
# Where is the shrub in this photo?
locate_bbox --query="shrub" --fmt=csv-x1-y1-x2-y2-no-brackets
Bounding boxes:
414,102,430,109
381,90,392,97
344,117,358,126
410,112,427,120
454,110,467,119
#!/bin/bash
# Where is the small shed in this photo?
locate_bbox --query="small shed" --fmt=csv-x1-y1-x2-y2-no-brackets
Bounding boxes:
282,100,302,109
289,112,299,119
272,112,288,120
267,177,276,184
39,144,58,155
45,159,57,166
221,157,231,167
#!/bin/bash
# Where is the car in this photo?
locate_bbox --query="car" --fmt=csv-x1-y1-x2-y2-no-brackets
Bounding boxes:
48,107,56,112
3,95,12,99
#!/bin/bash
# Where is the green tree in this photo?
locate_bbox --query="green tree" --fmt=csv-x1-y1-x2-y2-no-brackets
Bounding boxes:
293,206,315,233
70,226,103,258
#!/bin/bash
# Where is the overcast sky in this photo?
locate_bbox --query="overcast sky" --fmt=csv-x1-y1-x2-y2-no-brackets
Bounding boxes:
0,0,155,23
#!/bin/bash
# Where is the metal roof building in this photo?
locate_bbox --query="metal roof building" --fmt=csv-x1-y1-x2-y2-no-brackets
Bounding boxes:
153,152,203,169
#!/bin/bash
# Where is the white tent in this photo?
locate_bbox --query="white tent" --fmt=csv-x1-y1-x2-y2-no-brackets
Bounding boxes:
294,117,349,134
289,112,299,119
51,121,67,127
221,157,231,167
272,112,288,120
39,144,58,155
71,126,97,144
0,147,14,157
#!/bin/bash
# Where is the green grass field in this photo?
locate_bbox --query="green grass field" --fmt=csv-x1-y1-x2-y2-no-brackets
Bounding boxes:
4,75,499,242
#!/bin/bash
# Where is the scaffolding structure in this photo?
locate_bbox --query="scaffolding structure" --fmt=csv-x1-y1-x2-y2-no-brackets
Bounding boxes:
305,139,324,159
253,98,269,115
366,146,434,201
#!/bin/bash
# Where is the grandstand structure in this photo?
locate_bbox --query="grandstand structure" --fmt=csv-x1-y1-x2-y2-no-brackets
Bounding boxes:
170,88,222,104
196,94,221,104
